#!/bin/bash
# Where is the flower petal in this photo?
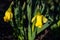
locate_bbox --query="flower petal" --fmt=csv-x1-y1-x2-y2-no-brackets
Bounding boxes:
43,16,48,23
35,15,43,28
31,16,36,22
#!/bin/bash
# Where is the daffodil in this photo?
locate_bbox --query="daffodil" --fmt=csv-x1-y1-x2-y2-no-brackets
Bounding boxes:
31,12,48,28
3,1,14,22
3,8,13,22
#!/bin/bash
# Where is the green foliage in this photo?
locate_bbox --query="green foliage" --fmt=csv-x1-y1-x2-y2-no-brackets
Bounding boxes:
10,0,60,40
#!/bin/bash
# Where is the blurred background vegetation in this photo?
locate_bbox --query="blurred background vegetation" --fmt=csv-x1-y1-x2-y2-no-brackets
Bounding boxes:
12,0,60,40
0,0,60,40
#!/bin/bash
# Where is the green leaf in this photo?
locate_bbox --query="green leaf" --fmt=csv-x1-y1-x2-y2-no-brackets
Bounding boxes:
41,3,45,13
28,24,32,40
27,4,31,22
51,24,57,30
57,20,60,27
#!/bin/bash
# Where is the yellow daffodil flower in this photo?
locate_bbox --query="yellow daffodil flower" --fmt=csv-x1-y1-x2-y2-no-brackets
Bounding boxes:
3,8,13,22
31,12,48,28
3,1,14,22
35,14,43,28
